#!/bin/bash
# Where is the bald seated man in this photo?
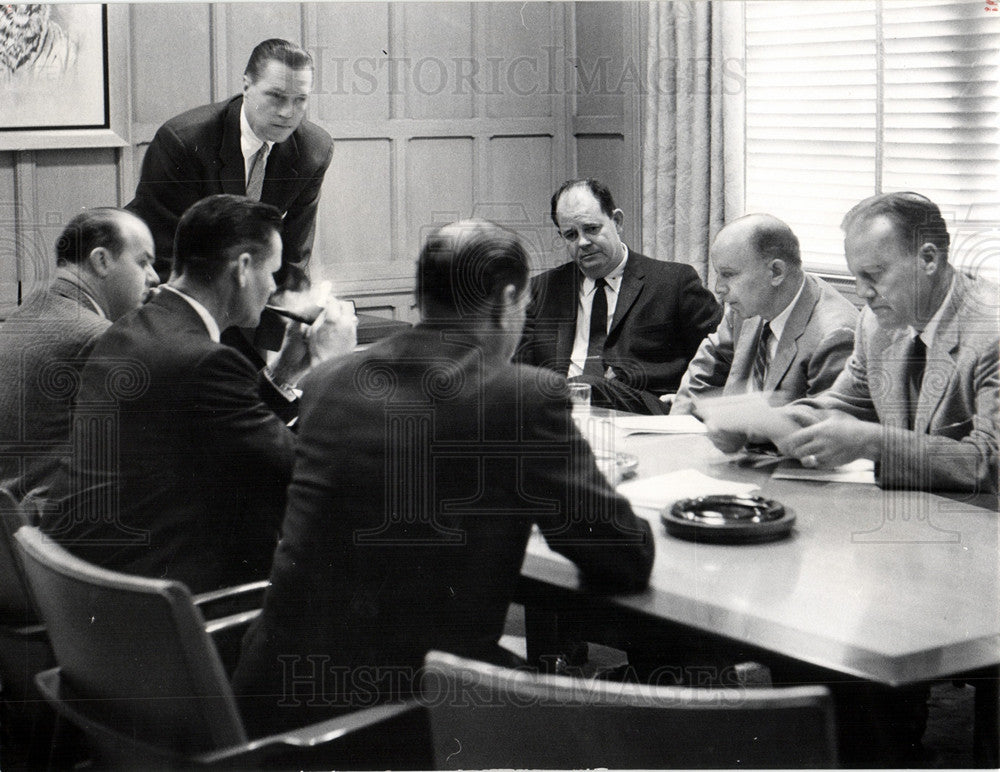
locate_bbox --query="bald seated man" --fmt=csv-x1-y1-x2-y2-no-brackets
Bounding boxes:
0,208,158,505
673,214,858,453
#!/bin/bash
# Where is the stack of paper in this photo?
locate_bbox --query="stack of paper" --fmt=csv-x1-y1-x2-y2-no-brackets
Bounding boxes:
772,459,876,484
617,470,760,511
611,415,707,436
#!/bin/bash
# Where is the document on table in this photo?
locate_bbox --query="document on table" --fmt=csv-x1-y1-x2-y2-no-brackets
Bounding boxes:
617,469,760,511
772,459,876,484
695,392,802,444
611,415,707,436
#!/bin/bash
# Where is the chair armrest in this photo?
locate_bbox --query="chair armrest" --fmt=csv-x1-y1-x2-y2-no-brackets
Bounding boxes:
0,621,47,640
204,609,261,637
192,580,270,607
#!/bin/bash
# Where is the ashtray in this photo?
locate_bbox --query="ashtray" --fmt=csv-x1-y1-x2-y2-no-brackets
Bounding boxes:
661,494,794,544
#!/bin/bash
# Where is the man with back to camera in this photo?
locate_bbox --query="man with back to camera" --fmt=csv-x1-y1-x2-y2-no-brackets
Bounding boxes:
43,194,356,594
0,208,158,505
672,213,858,450
232,220,654,752
775,192,998,493
127,38,333,292
517,178,721,414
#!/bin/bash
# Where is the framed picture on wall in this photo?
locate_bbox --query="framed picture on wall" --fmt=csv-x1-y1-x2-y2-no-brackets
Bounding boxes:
0,3,127,150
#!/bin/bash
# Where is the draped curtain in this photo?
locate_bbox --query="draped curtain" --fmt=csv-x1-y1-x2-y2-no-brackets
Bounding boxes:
641,1,726,284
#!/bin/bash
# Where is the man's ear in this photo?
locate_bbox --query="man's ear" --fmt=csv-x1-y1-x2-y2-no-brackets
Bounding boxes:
234,253,252,288
497,283,520,331
612,208,625,232
768,258,788,286
86,247,112,277
242,73,252,94
917,243,941,276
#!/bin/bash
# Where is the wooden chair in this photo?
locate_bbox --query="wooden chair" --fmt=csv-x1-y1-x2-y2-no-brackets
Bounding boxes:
423,649,838,768
14,525,417,768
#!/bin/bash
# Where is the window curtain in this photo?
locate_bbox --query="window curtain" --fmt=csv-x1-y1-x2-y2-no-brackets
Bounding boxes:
641,1,726,284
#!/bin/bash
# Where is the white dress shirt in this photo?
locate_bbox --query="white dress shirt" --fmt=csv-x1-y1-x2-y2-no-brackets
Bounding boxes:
240,104,272,185
568,247,629,378
746,275,806,392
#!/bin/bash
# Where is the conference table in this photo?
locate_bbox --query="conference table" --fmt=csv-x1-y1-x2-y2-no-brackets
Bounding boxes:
516,411,999,764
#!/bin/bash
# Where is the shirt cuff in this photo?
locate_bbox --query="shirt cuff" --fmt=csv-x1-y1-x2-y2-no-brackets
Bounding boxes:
262,365,302,402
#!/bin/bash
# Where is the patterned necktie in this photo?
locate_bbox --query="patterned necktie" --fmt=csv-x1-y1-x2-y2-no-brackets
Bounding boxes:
245,144,269,201
751,322,771,391
906,334,927,429
583,278,608,377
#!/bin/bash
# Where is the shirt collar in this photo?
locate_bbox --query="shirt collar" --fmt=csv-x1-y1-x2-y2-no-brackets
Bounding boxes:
240,102,272,161
910,273,956,347
766,274,806,343
161,285,221,342
581,245,629,295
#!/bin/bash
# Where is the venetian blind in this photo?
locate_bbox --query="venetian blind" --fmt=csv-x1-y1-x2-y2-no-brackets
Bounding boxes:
743,0,1000,274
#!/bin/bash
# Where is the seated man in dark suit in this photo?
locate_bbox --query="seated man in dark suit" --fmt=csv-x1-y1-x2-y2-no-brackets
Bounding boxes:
127,38,333,291
518,178,721,413
233,219,655,740
0,208,158,505
673,213,858,450
43,194,356,593
777,192,998,494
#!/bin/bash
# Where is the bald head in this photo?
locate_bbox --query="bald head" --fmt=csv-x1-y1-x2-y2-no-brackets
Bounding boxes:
711,214,804,320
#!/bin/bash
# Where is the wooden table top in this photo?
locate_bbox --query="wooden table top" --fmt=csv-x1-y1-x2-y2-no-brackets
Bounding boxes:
521,416,1000,686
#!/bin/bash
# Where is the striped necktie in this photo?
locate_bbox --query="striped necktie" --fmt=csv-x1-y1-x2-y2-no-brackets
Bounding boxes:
751,322,771,391
245,144,269,201
583,278,608,377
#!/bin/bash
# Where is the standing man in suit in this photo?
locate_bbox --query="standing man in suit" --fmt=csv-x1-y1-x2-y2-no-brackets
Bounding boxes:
673,214,858,447
127,38,333,292
233,220,654,746
777,192,998,494
518,179,721,413
0,208,158,505
44,195,356,593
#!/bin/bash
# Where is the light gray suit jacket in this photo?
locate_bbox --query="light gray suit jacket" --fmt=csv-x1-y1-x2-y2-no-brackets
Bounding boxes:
0,275,110,503
673,274,858,414
799,271,999,493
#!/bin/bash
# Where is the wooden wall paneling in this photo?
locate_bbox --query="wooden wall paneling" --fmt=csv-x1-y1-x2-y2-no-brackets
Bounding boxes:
482,2,558,121
398,3,475,121
310,2,391,124
223,4,304,97
0,154,19,311
314,138,393,290
405,137,475,259
573,2,626,121
12,151,60,303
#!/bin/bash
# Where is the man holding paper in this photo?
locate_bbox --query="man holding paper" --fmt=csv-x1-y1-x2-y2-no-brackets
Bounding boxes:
673,214,857,422
776,192,998,494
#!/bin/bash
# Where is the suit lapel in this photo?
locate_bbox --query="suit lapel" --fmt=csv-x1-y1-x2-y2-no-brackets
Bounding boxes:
764,276,819,391
914,277,965,433
219,98,247,196
553,266,580,363
725,316,761,395
609,256,644,338
878,329,912,429
262,132,301,209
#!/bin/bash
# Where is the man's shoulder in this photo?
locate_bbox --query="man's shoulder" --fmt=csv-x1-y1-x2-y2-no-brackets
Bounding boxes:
806,275,860,330
628,251,699,281
1,287,109,345
293,118,334,159
157,97,236,143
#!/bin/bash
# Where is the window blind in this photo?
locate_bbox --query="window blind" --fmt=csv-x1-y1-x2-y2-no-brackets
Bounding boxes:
743,0,1000,274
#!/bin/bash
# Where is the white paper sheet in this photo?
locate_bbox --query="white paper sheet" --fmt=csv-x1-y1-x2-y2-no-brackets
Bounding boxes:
617,470,760,510
772,459,876,485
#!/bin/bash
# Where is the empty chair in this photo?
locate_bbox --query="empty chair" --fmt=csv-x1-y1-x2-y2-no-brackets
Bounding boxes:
423,649,837,768
14,526,418,768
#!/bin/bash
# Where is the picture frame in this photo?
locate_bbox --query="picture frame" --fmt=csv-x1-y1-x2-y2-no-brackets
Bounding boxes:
0,4,128,150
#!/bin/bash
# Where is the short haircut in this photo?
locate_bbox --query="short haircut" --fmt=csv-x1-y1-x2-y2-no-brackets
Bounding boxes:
55,208,130,265
841,191,950,260
173,194,283,283
244,39,313,81
416,219,529,320
746,214,801,266
550,178,617,228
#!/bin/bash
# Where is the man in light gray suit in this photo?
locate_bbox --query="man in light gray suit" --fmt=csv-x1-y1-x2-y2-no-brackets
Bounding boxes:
0,208,157,505
673,214,858,449
778,192,999,494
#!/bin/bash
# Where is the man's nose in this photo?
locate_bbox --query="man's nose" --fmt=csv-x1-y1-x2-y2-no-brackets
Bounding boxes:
855,279,875,299
145,264,160,287
276,99,293,117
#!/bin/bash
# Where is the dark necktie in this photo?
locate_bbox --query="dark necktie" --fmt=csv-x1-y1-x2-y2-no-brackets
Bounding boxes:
583,278,608,378
906,334,927,429
246,144,269,201
751,322,771,391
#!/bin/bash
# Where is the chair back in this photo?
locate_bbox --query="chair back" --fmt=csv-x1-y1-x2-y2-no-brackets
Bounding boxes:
423,650,837,769
14,526,247,756
0,488,37,623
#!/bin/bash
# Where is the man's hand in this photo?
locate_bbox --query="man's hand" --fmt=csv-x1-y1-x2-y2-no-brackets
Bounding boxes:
704,421,750,454
308,299,357,366
776,411,882,468
269,321,311,387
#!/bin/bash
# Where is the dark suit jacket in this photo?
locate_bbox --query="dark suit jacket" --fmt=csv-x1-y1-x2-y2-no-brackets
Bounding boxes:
799,272,998,493
43,289,296,593
127,95,334,290
233,325,655,735
0,275,110,504
673,274,858,413
518,252,722,413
